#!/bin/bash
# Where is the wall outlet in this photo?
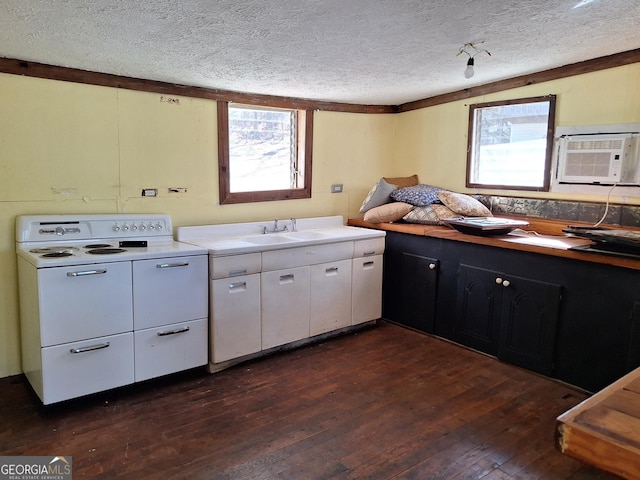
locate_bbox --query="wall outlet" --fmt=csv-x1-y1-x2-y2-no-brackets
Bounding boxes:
331,184,343,193
141,188,157,197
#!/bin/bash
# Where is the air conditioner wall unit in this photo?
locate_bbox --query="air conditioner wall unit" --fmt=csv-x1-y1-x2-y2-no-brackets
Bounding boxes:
557,133,640,185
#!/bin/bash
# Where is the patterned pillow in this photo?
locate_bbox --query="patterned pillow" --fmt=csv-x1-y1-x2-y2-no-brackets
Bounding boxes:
364,202,413,223
390,184,443,206
437,190,492,217
403,204,457,225
359,178,397,213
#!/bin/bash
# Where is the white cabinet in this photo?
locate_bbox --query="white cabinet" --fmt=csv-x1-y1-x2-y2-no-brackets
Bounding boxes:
210,253,262,362
310,259,352,336
261,266,310,349
211,273,261,362
352,238,385,326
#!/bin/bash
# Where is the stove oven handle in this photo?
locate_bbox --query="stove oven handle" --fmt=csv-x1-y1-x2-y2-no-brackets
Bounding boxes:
66,269,108,277
157,326,190,336
156,262,190,269
70,342,110,354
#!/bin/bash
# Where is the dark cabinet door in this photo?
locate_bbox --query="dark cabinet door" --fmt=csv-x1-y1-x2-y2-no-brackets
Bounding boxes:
454,265,501,355
454,264,561,375
498,273,561,375
398,252,439,333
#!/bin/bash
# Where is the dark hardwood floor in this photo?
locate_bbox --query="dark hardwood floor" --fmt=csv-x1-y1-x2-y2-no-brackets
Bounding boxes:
0,322,618,479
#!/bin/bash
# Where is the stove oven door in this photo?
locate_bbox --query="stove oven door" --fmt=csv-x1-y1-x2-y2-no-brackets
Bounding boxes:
38,261,133,346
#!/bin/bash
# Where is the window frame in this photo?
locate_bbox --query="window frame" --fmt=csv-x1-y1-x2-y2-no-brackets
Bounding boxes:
466,95,556,192
217,101,313,205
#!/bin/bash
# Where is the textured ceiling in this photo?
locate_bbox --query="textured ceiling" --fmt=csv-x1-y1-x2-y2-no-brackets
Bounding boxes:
1,0,639,105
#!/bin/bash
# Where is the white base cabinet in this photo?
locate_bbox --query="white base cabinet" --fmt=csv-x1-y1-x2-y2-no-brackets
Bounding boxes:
310,259,352,336
262,266,311,349
352,255,384,325
208,237,385,367
211,273,262,363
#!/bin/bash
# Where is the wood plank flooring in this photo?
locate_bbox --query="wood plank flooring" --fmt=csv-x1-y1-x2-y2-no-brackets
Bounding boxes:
0,322,619,479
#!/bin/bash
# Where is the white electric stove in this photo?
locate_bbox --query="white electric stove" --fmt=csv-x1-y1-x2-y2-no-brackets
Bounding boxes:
16,214,209,404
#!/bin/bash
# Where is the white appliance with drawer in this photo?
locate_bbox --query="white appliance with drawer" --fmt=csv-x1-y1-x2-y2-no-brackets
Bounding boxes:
16,214,208,404
176,216,386,371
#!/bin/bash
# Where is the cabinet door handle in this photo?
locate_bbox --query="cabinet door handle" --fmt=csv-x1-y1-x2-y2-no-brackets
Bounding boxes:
279,274,295,283
502,280,511,287
67,269,107,277
156,262,189,268
229,281,247,292
363,261,375,268
363,250,376,256
495,277,503,285
157,326,190,336
229,269,247,276
325,267,339,275
429,263,436,270
70,342,110,353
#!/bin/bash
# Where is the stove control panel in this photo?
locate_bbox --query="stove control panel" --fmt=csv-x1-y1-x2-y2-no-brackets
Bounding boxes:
16,214,173,243
113,222,165,233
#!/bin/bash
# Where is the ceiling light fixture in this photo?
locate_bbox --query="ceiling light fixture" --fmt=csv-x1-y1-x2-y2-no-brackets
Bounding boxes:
457,41,491,79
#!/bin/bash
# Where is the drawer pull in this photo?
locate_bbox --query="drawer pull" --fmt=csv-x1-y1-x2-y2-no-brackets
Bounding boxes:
325,267,339,275
229,281,247,291
157,326,190,336
70,342,110,354
156,262,189,269
363,251,376,256
67,269,107,277
363,261,375,268
279,274,295,283
229,269,247,276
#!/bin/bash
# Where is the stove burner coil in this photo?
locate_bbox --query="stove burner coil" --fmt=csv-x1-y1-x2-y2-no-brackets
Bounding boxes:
41,252,74,258
84,243,112,249
87,248,127,255
30,247,78,254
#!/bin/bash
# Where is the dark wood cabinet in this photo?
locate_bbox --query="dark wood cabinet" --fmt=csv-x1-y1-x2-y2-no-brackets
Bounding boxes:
382,229,640,392
454,264,561,375
382,233,439,333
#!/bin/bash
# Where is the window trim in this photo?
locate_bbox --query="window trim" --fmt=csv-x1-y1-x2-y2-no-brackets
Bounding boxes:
217,101,313,205
466,95,556,192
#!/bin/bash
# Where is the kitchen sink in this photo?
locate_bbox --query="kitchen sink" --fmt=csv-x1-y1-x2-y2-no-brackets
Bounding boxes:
284,231,327,240
243,235,294,245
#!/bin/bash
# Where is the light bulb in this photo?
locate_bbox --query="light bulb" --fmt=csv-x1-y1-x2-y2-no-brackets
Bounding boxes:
464,57,474,78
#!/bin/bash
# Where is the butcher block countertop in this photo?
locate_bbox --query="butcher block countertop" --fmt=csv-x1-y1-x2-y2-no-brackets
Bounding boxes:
556,367,640,479
348,216,640,272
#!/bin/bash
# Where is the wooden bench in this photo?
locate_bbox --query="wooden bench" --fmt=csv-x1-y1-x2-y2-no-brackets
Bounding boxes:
557,367,640,479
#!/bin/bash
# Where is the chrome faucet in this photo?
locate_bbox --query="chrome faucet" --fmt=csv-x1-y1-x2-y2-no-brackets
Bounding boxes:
263,218,291,234
290,217,297,232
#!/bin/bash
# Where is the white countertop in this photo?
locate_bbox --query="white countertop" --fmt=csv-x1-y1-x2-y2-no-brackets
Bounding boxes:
176,216,386,256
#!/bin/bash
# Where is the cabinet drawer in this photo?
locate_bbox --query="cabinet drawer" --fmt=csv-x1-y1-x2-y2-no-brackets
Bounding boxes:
38,261,133,346
211,253,262,279
354,237,385,257
134,318,207,381
41,332,134,404
133,255,208,329
262,241,353,271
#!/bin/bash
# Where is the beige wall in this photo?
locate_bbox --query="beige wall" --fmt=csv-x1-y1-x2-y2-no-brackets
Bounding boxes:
1,61,639,378
0,73,397,377
395,63,640,201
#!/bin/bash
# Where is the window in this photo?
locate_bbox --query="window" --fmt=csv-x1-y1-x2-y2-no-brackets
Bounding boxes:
218,102,313,204
466,95,556,191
